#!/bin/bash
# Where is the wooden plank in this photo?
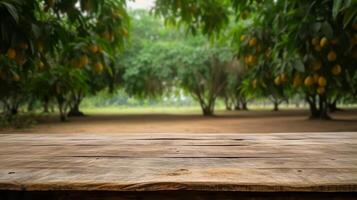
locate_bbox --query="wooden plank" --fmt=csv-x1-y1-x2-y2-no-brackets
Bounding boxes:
0,132,356,192
2,190,357,200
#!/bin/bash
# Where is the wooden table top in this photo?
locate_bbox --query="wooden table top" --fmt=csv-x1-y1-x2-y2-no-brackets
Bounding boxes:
0,132,356,192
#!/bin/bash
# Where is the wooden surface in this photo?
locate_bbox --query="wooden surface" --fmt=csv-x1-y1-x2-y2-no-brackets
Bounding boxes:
0,132,356,192
2,191,357,200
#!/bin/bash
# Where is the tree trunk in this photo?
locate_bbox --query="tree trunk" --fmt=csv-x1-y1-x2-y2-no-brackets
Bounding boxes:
43,103,49,113
318,96,331,120
329,101,337,113
57,96,67,122
308,104,319,119
202,106,214,116
328,99,342,113
307,94,331,120
200,100,215,117
68,103,84,117
239,96,248,111
60,114,66,122
68,93,85,117
225,105,232,111
241,102,248,110
273,101,279,111
10,107,18,116
27,100,35,112
43,97,50,113
308,95,319,119
234,99,241,110
6,101,19,116
224,96,232,111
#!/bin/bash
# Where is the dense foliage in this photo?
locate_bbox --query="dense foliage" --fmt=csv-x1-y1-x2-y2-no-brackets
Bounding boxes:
0,0,129,121
121,11,236,115
154,0,357,118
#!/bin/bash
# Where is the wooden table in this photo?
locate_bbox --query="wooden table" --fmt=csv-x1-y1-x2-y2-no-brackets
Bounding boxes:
0,132,356,199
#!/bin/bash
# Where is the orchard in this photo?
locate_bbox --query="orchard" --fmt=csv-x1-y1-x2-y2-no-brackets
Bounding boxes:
1,2,357,198
0,0,356,123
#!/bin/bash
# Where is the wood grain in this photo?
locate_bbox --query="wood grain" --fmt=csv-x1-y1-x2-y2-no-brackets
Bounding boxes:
0,132,356,192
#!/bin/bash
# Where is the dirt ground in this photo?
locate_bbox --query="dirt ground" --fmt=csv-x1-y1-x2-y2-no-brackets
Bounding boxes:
2,109,357,134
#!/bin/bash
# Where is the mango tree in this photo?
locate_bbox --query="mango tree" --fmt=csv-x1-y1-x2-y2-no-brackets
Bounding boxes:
177,43,233,116
0,0,130,121
154,0,357,119
120,10,179,100
219,58,248,110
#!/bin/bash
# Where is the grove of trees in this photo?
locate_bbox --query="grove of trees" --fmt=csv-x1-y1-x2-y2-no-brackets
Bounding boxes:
1,0,356,123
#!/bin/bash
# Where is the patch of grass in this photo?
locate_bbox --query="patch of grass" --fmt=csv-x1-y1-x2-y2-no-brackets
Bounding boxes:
80,104,311,115
81,106,301,115
81,106,203,115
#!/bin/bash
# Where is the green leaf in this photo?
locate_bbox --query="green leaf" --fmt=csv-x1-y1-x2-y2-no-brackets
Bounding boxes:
1,2,19,23
333,0,343,19
311,22,322,34
321,22,333,38
293,59,305,73
31,24,41,38
343,7,357,28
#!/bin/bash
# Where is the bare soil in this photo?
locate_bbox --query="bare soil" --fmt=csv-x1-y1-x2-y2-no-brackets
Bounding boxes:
2,109,357,134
